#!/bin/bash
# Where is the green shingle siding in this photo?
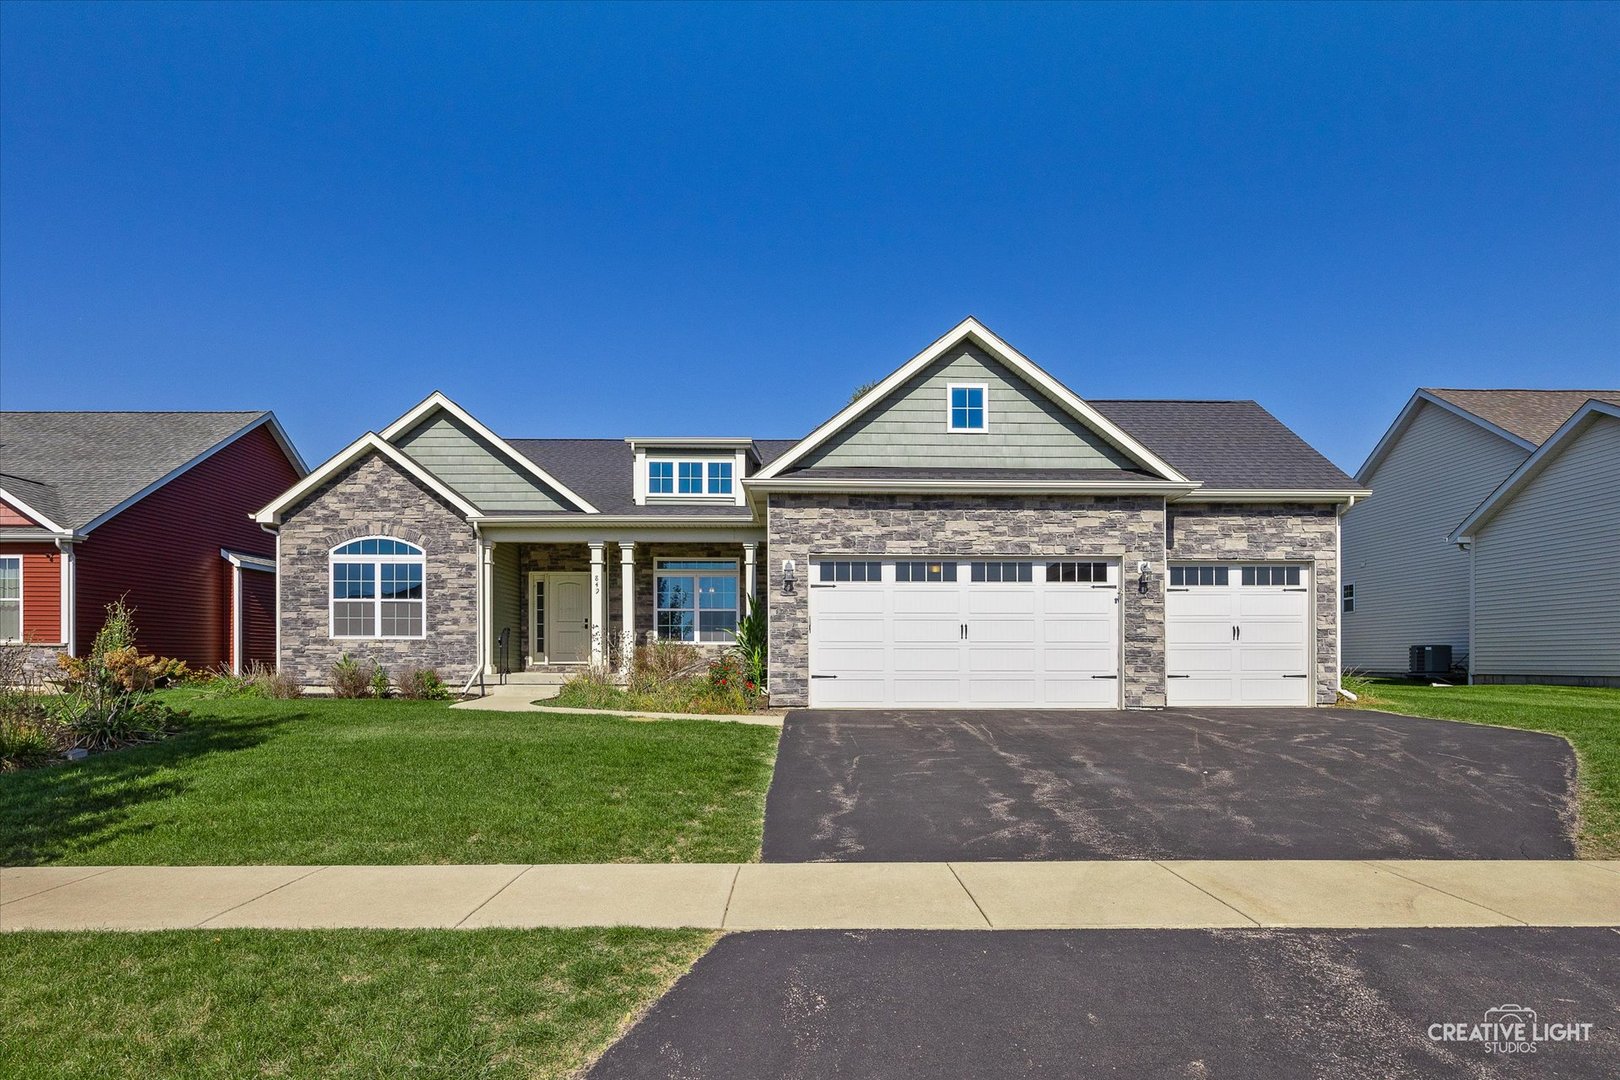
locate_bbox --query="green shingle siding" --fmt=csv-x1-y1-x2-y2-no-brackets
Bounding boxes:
393,412,572,512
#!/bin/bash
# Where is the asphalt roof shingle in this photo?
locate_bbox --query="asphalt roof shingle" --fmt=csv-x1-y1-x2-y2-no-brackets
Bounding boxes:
1423,389,1620,446
0,411,270,530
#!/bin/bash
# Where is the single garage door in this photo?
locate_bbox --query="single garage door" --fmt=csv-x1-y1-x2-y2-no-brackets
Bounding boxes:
808,558,1120,708
1166,563,1312,706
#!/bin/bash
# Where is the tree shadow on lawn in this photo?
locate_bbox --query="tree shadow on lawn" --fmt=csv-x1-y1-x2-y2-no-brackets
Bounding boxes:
0,711,285,866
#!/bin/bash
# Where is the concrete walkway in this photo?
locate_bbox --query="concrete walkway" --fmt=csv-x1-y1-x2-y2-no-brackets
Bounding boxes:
3,860,1617,932
451,689,784,725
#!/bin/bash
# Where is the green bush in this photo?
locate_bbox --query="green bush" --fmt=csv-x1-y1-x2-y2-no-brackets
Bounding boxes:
370,665,392,699
329,654,375,699
394,666,450,701
733,598,767,689
0,706,60,770
46,601,184,752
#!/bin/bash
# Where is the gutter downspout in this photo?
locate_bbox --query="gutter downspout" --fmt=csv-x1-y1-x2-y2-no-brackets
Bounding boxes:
1466,539,1476,686
54,537,77,656
1332,495,1359,701
463,523,487,698
260,523,281,672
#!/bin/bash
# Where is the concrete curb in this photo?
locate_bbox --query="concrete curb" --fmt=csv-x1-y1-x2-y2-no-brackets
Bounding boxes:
4,860,1616,932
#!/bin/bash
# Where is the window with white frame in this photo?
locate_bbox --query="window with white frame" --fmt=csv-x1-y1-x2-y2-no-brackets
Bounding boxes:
0,556,19,642
330,538,425,638
947,383,987,432
648,459,734,497
1342,582,1355,613
655,559,738,642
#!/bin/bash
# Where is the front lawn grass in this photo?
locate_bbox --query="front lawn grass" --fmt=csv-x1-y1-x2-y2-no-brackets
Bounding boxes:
0,927,711,1080
0,692,777,866
1344,676,1620,857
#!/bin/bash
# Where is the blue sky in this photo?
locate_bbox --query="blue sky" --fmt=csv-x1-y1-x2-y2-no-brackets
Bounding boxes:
2,2,1615,472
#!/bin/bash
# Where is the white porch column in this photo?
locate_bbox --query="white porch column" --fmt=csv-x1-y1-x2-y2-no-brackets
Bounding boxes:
743,542,758,611
480,539,496,674
230,560,244,675
619,541,636,675
57,539,77,657
588,541,607,667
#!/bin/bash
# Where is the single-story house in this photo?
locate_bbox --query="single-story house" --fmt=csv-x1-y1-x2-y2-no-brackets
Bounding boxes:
0,411,306,675
1342,388,1620,681
253,318,1366,708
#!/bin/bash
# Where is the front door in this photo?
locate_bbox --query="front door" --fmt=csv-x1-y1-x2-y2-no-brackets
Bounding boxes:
539,573,590,664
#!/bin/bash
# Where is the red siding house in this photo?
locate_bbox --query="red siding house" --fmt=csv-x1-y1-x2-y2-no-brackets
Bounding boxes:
0,412,305,674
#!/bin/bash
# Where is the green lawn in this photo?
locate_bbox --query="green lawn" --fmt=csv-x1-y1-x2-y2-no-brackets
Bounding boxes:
0,693,778,866
1345,677,1620,857
0,927,711,1080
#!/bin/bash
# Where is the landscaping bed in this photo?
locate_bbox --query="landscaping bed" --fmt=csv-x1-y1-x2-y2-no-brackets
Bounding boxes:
0,927,712,1080
1344,676,1620,857
1,693,778,866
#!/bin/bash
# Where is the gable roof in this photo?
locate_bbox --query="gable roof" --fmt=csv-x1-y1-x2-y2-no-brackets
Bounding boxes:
379,392,599,513
1089,400,1360,491
0,411,305,534
1449,399,1620,543
753,318,1191,484
1356,388,1620,484
253,432,482,524
1425,388,1620,446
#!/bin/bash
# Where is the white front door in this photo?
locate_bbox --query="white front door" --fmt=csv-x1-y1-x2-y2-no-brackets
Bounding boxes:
1165,563,1312,706
541,572,590,664
808,558,1120,708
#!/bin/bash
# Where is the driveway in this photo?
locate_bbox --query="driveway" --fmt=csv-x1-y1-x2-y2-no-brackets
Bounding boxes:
588,928,1620,1079
762,709,1576,861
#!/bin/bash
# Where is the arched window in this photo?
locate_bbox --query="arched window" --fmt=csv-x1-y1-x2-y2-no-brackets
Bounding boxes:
330,538,425,638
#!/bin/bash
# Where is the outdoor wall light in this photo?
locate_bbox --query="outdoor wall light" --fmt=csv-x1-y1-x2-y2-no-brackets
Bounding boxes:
782,559,797,594
1137,560,1152,594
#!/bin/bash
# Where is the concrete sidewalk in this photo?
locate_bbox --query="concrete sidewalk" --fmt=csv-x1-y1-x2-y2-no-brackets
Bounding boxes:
4,860,1617,932
451,690,784,725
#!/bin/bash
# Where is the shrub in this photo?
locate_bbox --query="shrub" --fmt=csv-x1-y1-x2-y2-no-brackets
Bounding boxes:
554,666,626,710
46,602,185,753
394,666,450,701
201,663,303,700
370,665,392,699
1,686,61,771
254,666,304,699
733,598,767,689
329,654,375,698
629,640,701,692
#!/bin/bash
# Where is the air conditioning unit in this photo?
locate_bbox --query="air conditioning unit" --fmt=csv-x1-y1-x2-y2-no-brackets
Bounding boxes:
1408,645,1453,675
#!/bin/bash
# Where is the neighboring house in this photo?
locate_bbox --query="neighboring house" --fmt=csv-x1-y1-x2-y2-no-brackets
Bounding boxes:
0,412,306,674
1449,400,1620,687
1343,388,1620,679
255,318,1364,708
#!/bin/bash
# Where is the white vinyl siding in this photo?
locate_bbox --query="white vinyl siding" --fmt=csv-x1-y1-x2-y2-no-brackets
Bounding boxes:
1341,402,1530,672
393,412,572,512
1472,415,1620,679
799,344,1137,471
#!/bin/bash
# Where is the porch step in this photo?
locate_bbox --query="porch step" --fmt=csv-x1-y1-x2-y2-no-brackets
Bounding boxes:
498,671,579,686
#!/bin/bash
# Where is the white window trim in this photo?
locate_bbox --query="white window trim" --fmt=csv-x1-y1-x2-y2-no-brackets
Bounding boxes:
1342,581,1355,614
328,536,428,640
645,457,738,503
653,557,740,644
0,554,21,643
945,382,989,433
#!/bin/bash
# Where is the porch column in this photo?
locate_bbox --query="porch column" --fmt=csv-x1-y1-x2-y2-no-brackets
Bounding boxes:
619,541,636,675
743,543,758,611
480,539,496,674
588,541,607,667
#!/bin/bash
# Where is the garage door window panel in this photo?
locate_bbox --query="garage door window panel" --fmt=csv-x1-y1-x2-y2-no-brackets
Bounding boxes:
895,561,956,583
819,560,881,583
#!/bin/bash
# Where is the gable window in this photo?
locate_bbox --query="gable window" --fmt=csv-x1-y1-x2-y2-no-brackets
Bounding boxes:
331,538,425,639
0,556,19,642
647,459,736,498
947,383,987,432
1342,583,1355,613
655,559,738,642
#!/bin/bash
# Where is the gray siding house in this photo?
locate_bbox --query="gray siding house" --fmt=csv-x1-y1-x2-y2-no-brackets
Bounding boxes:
254,319,1366,707
1343,389,1620,682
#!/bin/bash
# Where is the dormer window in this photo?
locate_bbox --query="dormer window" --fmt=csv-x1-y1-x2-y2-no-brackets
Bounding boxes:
948,383,987,432
648,458,735,498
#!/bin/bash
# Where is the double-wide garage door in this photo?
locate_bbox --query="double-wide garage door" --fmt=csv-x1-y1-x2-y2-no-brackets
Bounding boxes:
1165,563,1313,706
808,558,1120,708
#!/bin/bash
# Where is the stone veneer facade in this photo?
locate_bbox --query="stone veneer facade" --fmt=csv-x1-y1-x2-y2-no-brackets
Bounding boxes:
766,493,1169,708
1165,502,1342,704
277,454,480,686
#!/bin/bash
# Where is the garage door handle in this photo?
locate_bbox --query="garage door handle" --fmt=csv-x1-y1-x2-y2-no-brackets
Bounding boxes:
1167,587,1190,592
810,584,836,589
1091,674,1117,679
810,674,838,679
1168,674,1190,678
1282,674,1308,679
1283,587,1308,592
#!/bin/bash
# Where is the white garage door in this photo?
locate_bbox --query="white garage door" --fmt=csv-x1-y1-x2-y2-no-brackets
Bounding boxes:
808,558,1120,708
1166,563,1312,706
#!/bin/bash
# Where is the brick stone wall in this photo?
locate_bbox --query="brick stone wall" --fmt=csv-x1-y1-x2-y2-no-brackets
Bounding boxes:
277,454,480,687
766,494,1168,708
1166,503,1342,703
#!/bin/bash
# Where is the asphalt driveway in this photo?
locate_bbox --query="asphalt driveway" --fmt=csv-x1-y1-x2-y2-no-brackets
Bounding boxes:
589,928,1620,1079
762,708,1576,861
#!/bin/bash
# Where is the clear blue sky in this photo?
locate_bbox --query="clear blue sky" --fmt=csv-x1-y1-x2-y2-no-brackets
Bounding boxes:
2,2,1615,472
